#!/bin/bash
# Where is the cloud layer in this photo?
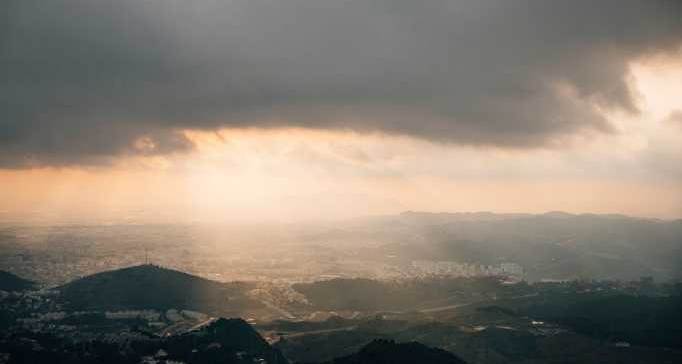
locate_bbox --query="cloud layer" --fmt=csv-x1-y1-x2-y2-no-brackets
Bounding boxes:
1,0,681,167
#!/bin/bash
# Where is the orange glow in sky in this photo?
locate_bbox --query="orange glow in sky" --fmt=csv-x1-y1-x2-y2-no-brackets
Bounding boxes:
1,57,681,224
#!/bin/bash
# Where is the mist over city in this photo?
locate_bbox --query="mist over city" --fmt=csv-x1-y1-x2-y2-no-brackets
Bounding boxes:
1,1,682,363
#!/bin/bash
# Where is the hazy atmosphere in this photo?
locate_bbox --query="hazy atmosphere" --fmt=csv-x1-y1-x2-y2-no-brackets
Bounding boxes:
2,0,682,223
1,1,681,364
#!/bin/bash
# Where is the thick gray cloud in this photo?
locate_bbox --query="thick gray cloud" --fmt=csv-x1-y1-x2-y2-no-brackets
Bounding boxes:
1,0,681,167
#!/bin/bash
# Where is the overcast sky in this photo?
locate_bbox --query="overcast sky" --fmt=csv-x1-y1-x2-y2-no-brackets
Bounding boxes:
1,0,681,221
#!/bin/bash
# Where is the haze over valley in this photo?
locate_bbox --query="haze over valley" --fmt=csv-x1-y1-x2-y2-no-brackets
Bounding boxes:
2,211,681,287
1,211,681,363
2,0,682,363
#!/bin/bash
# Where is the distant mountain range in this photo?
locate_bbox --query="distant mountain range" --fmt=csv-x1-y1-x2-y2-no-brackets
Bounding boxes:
0,271,34,292
338,211,682,281
396,210,657,222
57,264,263,315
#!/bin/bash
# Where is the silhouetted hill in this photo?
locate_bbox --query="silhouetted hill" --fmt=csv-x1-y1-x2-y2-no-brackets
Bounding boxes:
324,339,467,364
0,317,289,364
165,317,289,364
517,293,682,348
57,264,262,315
0,271,34,292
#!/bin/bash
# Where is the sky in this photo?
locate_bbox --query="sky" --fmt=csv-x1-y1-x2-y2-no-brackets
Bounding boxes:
1,0,681,223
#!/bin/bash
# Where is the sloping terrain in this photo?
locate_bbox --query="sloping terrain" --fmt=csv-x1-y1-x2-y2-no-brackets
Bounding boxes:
323,339,467,364
0,317,289,364
0,271,34,292
57,264,262,315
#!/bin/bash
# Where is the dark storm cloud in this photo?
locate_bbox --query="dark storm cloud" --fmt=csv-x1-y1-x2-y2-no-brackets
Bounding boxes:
1,0,681,167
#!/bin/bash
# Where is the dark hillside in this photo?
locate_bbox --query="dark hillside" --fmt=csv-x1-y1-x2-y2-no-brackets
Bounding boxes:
293,277,516,311
324,339,467,364
57,264,262,315
0,317,289,364
165,317,289,364
518,293,682,348
0,271,34,292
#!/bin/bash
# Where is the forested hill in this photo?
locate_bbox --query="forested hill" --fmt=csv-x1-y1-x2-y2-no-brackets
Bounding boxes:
57,264,262,315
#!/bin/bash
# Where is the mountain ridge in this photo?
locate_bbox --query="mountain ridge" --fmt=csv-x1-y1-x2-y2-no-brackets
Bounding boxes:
397,210,675,222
